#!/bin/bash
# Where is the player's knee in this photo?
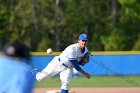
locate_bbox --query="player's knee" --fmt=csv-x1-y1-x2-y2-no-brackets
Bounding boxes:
61,81,70,90
36,71,48,81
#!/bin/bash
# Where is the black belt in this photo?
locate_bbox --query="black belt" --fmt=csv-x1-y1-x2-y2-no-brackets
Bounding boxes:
58,58,69,68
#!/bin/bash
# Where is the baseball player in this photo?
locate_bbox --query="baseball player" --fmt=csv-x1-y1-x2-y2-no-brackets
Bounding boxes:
33,33,90,93
0,41,35,93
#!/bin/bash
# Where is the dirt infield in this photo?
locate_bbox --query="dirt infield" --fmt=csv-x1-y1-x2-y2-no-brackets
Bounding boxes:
34,87,140,93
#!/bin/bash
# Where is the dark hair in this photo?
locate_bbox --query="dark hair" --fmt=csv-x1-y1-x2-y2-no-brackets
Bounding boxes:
3,41,31,60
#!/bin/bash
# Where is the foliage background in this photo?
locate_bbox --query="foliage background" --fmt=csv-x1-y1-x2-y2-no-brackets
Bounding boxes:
0,0,140,51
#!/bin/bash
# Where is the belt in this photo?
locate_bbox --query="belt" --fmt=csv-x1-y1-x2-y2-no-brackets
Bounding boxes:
58,58,69,68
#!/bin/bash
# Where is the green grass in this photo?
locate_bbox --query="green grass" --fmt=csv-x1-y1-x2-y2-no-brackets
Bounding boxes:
35,76,140,88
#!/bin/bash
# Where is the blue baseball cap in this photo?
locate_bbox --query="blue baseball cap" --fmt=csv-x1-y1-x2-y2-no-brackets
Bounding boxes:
79,33,89,40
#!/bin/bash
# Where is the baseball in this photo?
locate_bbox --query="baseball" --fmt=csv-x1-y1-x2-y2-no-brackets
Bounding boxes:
47,48,53,54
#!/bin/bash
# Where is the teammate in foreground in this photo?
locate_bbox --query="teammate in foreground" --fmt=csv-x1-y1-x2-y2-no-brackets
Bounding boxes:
0,41,35,93
34,33,90,93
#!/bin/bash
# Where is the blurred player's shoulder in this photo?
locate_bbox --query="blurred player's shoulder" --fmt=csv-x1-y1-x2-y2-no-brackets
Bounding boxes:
0,55,32,71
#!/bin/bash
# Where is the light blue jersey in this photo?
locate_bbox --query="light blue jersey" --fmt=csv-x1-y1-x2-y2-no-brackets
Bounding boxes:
0,56,34,93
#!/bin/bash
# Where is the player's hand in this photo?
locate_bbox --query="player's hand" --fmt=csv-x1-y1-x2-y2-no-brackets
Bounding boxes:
79,69,90,79
84,73,90,79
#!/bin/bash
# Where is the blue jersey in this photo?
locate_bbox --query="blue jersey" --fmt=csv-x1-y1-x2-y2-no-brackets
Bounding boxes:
0,56,34,93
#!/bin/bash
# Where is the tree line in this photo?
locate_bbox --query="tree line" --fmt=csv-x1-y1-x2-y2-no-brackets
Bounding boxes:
0,0,140,51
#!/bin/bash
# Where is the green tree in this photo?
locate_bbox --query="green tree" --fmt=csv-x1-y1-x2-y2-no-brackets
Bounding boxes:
0,0,140,51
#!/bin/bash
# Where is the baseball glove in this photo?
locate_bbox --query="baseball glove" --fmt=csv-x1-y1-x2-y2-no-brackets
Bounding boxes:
79,52,90,66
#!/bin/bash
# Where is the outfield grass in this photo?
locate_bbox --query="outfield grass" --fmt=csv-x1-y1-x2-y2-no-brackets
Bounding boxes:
36,76,140,88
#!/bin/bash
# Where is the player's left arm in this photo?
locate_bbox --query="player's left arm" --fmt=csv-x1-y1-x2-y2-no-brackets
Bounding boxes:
68,46,90,79
69,59,81,71
69,59,90,79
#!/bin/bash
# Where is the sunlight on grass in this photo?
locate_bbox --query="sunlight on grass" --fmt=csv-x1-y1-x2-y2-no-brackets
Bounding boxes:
36,76,140,88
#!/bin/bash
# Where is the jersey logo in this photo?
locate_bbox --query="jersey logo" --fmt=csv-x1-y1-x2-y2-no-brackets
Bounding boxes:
72,47,76,51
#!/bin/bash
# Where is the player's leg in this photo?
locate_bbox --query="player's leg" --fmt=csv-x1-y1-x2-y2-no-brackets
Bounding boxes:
60,68,73,93
36,56,61,81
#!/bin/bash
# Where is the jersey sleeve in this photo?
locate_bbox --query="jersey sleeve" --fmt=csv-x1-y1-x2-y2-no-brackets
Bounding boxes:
67,46,78,60
69,60,81,71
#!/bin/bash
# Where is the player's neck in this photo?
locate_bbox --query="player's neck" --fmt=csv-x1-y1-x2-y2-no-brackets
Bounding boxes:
80,47,84,50
79,46,85,52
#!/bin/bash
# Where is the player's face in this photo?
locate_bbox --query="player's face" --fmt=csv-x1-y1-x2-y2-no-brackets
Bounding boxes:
78,40,88,48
